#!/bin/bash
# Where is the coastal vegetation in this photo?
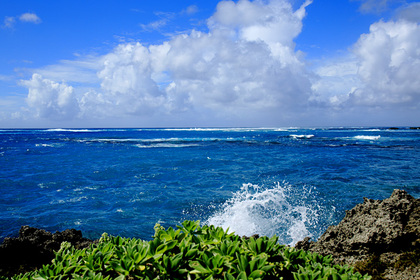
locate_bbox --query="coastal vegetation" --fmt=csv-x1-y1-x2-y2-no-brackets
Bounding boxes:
2,220,370,280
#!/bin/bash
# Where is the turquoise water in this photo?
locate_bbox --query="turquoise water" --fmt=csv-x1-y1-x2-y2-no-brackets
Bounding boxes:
1,127,419,245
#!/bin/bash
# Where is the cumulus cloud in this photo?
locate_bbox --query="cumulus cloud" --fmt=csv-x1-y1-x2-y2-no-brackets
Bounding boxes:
19,0,314,126
16,0,419,127
21,74,79,120
350,19,420,106
208,0,311,49
96,43,165,115
313,17,420,122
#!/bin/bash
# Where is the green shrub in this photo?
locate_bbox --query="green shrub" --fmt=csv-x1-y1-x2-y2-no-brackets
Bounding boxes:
6,220,371,280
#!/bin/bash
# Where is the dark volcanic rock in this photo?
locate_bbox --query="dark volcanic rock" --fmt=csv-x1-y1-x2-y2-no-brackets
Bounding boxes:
296,189,420,279
0,226,94,277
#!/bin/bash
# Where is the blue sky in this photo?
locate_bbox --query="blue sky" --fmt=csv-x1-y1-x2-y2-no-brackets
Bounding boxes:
1,0,419,128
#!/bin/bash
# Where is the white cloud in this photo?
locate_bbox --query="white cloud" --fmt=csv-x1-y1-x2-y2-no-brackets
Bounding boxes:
21,74,79,120
2,12,41,29
160,29,312,115
35,58,101,85
13,0,419,127
140,18,169,32
208,0,312,49
96,43,165,115
351,19,420,106
184,5,199,15
16,0,313,126
311,16,420,127
19,13,42,24
311,56,361,108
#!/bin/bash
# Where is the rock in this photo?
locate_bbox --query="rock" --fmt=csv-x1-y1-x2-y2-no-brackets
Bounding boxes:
0,226,94,277
295,189,420,279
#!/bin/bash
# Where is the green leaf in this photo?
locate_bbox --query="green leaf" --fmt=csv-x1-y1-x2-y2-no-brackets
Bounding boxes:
114,275,125,280
165,239,178,251
237,271,248,280
248,270,265,279
256,238,265,254
33,277,48,280
189,260,212,274
237,253,250,272
185,248,199,259
224,273,236,280
171,253,183,269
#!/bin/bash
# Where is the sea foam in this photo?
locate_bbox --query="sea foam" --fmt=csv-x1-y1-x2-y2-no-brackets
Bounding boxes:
353,135,381,140
290,134,315,139
206,182,321,246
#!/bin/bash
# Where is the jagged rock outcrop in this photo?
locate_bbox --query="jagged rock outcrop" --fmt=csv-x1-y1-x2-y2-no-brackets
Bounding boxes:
296,189,420,279
0,226,94,277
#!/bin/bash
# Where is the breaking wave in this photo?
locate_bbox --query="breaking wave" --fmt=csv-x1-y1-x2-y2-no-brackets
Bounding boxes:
205,182,325,246
290,134,315,139
353,135,381,140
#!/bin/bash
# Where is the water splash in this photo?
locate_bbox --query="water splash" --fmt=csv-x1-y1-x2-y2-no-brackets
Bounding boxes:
205,182,322,246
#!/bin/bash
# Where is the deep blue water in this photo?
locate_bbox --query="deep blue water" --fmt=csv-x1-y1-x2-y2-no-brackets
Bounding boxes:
1,127,419,245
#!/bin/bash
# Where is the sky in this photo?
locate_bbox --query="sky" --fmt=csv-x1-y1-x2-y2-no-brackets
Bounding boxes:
0,0,419,128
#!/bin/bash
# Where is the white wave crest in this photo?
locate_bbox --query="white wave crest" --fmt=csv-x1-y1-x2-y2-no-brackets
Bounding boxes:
353,135,381,140
205,182,320,246
290,134,314,139
35,143,56,147
47,128,98,132
134,143,199,148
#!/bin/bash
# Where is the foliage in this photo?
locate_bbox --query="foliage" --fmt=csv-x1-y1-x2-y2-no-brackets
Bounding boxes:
5,221,371,280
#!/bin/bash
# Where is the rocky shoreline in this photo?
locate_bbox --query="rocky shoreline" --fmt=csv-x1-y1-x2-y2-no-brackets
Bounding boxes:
1,189,419,279
0,227,95,277
296,189,419,279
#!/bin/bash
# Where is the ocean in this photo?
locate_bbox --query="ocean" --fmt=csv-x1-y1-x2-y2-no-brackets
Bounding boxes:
1,127,419,246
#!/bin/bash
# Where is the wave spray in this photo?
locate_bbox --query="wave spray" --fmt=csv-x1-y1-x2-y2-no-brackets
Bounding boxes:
206,182,322,246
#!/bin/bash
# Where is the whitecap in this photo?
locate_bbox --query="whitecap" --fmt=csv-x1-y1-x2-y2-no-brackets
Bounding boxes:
35,143,56,147
50,196,87,204
290,134,314,139
47,128,94,132
353,135,381,140
134,143,199,148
